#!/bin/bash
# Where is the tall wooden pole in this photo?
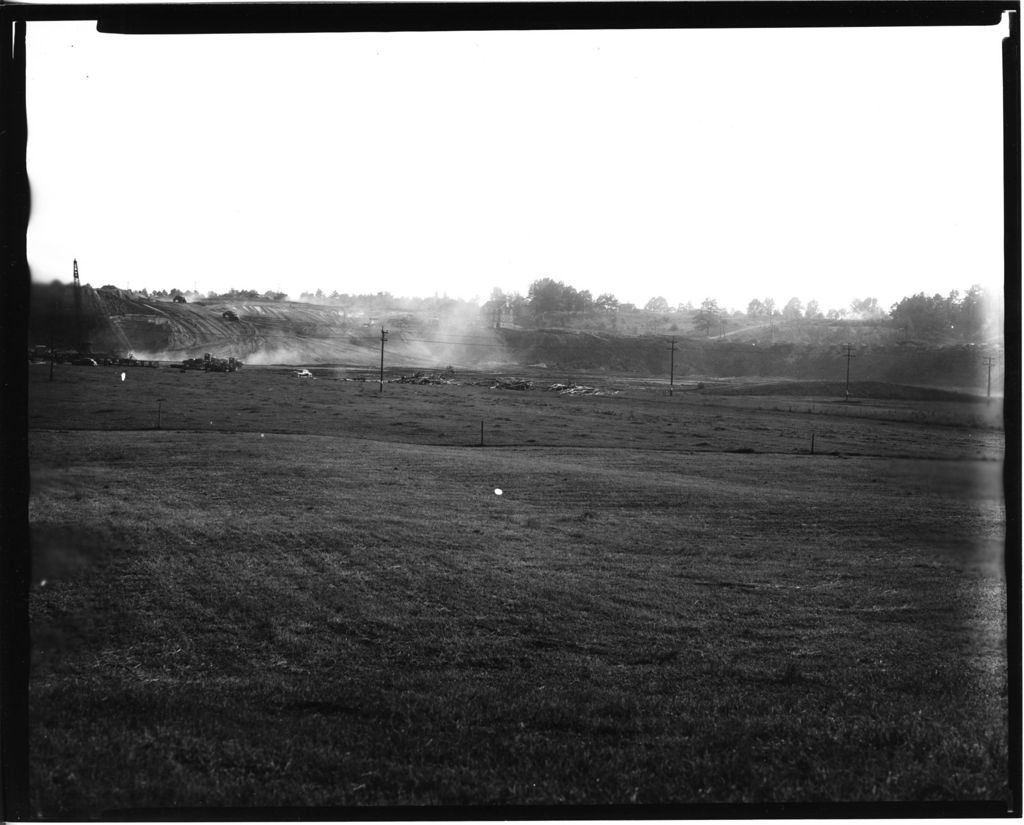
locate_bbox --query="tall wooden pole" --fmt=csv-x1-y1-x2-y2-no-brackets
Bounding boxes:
669,337,676,396
843,343,854,401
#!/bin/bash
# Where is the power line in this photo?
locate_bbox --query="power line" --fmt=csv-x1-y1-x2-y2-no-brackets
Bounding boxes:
345,334,509,349
393,337,509,348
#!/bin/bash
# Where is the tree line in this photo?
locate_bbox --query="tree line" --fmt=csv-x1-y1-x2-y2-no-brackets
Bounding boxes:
99,275,996,344
483,278,995,342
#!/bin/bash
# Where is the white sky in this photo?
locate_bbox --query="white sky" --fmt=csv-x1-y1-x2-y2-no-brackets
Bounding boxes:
25,18,1008,312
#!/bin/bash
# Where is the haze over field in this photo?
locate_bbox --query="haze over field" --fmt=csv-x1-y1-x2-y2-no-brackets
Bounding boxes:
25,19,1008,312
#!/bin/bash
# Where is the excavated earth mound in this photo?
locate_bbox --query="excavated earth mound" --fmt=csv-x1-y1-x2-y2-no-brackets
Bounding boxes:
30,286,997,394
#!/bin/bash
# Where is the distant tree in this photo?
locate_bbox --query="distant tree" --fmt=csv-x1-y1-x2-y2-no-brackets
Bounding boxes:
746,298,766,318
483,288,511,328
504,292,527,325
216,288,261,300
526,278,597,315
889,292,951,337
782,297,803,321
644,296,670,313
528,278,570,313
957,284,986,339
946,290,961,325
805,299,822,320
695,298,722,337
572,289,594,313
850,296,885,320
826,308,848,320
762,297,777,336
596,292,619,311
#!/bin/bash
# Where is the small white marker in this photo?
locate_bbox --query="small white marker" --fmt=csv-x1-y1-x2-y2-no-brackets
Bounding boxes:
494,488,503,496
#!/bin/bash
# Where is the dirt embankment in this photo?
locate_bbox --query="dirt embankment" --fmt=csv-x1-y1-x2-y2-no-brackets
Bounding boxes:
30,286,997,391
494,329,995,392
31,286,357,362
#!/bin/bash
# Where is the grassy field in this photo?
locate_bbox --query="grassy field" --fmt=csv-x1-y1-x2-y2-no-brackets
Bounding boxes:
27,363,1009,814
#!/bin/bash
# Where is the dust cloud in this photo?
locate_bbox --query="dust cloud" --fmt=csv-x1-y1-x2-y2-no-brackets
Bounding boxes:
129,301,514,369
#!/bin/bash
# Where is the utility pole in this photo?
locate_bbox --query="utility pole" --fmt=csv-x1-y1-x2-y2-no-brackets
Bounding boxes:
48,289,57,381
843,343,855,401
72,259,83,353
668,337,677,395
379,327,389,393
984,355,996,404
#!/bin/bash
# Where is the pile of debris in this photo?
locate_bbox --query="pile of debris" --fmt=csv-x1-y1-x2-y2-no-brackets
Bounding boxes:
29,348,158,367
544,382,601,396
396,371,459,386
179,354,243,372
491,377,533,391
